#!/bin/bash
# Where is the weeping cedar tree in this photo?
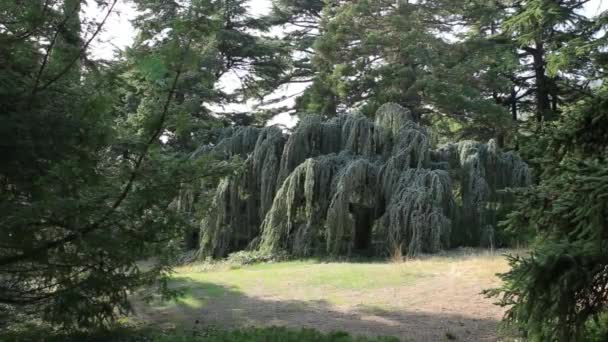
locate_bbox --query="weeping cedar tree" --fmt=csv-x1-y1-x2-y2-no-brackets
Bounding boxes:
486,84,608,340
0,0,238,330
183,103,531,259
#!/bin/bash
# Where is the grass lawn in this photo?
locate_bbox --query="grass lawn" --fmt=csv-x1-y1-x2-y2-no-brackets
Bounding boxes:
133,248,516,341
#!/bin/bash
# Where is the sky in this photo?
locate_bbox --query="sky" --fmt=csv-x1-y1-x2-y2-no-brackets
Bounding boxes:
87,0,608,127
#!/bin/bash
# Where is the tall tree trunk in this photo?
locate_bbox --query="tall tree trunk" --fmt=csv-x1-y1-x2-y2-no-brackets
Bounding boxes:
510,86,518,121
53,0,82,82
532,40,552,122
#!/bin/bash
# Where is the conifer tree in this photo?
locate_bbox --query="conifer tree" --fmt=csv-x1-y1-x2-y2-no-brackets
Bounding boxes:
0,0,234,329
489,80,608,341
487,9,608,338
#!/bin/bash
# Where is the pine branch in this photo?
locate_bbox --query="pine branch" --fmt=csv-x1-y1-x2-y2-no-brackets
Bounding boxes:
0,38,193,268
30,0,84,100
32,0,118,97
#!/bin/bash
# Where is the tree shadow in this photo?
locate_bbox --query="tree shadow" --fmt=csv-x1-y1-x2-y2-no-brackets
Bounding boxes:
131,277,511,342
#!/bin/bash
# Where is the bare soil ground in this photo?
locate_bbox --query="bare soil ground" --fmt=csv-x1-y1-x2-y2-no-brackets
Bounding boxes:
133,249,515,341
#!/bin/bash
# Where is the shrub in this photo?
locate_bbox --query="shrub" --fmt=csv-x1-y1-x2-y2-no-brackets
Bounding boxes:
226,251,288,267
584,312,608,342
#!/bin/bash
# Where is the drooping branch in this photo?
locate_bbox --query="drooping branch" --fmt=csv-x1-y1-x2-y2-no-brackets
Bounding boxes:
189,103,531,259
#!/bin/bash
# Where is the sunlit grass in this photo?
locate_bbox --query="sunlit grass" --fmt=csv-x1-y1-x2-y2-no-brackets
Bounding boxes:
144,281,231,311
177,261,433,293
175,294,207,309
164,249,515,307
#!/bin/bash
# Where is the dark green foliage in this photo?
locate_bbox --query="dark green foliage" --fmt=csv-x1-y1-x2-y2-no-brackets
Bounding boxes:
0,0,208,330
585,312,608,342
266,0,323,87
488,84,608,340
274,0,517,141
501,0,598,122
272,0,607,145
0,0,271,331
225,250,288,266
131,0,291,129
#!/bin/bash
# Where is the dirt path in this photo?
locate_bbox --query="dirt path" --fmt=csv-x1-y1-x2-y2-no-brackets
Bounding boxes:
133,252,511,341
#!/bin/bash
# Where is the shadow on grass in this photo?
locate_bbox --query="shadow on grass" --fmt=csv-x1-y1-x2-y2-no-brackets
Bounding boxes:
132,277,510,342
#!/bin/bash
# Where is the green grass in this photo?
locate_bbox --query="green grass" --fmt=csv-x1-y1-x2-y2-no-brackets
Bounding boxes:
142,281,234,311
152,326,401,342
153,257,462,312
303,263,423,289
162,252,505,308
4,250,517,341
134,249,513,340
176,260,436,293
174,294,207,309
1,326,400,342
169,262,422,307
